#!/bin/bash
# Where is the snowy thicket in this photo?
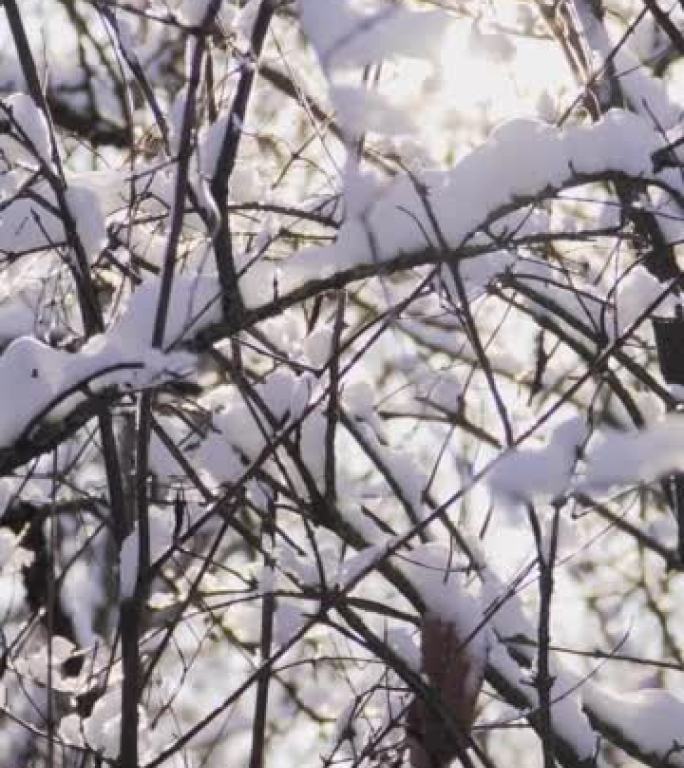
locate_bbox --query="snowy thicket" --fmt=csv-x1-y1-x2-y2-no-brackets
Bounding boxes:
3,1,684,767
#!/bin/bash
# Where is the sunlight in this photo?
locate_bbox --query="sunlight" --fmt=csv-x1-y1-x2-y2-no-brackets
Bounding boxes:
375,12,576,164
436,20,574,120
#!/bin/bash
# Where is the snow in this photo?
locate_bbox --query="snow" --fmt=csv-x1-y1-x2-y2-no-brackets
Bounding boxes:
119,530,139,600
573,0,681,131
615,265,675,334
5,6,684,767
111,273,223,349
330,85,414,138
298,0,450,71
584,686,684,766
198,113,233,179
467,19,516,65
336,542,390,588
277,109,667,301
395,544,486,657
0,170,121,259
65,185,107,260
489,412,684,500
581,414,684,491
489,616,598,759
176,0,218,27
1,93,51,168
0,271,221,451
61,559,105,645
488,417,586,503
302,327,333,368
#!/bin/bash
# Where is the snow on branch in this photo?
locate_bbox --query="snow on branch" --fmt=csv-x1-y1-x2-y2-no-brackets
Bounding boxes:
0,274,218,463
0,108,679,475
271,109,679,307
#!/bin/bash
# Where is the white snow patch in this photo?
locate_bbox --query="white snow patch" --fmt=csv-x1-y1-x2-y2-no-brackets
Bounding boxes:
298,0,449,71
581,414,684,491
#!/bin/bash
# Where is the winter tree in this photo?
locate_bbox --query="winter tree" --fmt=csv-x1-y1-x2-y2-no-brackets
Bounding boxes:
2,0,684,766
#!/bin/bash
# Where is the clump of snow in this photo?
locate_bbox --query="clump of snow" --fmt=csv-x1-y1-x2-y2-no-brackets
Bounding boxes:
111,273,223,349
467,19,516,64
298,0,450,71
175,0,218,27
547,666,599,759
82,688,151,759
0,271,221,450
61,560,106,645
615,266,675,334
119,507,175,599
395,544,486,652
330,85,414,138
302,327,333,368
488,417,586,503
584,685,684,766
336,542,390,588
1,93,51,167
278,109,667,300
13,636,81,692
342,380,375,419
580,413,684,491
119,530,139,600
65,185,107,260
